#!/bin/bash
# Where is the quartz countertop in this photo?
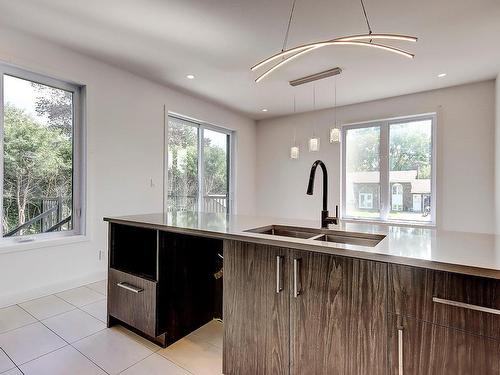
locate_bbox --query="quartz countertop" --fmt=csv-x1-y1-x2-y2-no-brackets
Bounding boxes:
104,212,500,279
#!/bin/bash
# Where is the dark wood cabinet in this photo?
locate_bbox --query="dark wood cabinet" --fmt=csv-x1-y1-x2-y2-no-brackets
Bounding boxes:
388,264,500,374
106,223,500,374
223,241,387,375
107,223,223,347
108,268,158,337
389,264,500,340
388,314,500,375
159,232,222,345
289,250,387,375
223,240,290,375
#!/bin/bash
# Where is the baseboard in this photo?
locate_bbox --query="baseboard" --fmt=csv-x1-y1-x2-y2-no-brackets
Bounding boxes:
0,270,107,308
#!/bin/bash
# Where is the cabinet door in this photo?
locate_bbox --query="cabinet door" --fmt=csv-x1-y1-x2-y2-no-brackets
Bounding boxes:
289,251,387,375
389,314,500,375
159,232,222,345
223,240,290,375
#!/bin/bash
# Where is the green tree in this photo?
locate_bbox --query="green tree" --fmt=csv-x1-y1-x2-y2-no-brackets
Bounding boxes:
167,121,228,212
348,124,431,178
3,104,72,234
33,83,73,136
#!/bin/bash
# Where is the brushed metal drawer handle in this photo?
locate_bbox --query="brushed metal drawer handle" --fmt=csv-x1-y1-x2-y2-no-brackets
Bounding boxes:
117,282,144,294
293,258,301,298
433,297,500,315
276,256,284,294
398,327,404,375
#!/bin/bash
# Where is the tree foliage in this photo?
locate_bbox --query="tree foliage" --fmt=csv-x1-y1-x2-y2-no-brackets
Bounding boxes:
347,124,431,179
3,103,72,234
167,122,228,211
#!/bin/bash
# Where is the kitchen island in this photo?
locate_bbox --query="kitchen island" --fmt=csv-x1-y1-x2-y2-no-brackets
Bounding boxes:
104,212,500,374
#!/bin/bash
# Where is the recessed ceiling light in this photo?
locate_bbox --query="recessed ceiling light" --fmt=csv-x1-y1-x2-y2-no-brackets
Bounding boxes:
261,108,268,112
437,73,447,78
186,74,195,79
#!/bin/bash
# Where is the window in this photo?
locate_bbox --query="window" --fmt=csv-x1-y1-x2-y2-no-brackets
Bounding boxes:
342,114,435,224
166,115,232,214
0,64,84,241
358,193,373,209
391,183,403,211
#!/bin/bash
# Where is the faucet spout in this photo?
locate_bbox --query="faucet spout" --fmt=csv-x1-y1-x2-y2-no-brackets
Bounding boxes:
306,160,328,211
306,160,339,228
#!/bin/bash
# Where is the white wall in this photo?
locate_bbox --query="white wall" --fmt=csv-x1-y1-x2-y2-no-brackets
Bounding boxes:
256,81,495,234
0,27,256,307
496,74,500,233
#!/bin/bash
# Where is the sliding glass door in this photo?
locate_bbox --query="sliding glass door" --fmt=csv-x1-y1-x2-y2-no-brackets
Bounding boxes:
166,115,231,214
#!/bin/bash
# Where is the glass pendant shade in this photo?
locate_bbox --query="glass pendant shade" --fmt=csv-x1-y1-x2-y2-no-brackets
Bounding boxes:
308,137,320,152
290,146,299,159
330,127,341,143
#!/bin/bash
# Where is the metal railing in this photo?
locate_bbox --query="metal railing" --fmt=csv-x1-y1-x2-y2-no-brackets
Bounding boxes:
167,194,228,213
3,197,71,237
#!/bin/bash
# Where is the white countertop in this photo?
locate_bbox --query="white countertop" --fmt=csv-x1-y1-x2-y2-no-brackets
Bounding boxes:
104,212,500,279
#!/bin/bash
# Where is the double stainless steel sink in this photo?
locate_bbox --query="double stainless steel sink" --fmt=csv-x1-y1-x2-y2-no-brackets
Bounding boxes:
245,225,385,247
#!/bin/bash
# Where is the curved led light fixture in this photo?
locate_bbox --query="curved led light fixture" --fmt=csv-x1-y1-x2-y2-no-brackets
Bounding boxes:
251,34,417,72
251,0,418,83
254,41,414,83
336,33,418,42
255,47,319,83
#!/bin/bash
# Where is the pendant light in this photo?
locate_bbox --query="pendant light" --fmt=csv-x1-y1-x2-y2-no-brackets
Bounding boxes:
251,0,417,83
290,96,300,159
309,85,320,152
329,76,341,143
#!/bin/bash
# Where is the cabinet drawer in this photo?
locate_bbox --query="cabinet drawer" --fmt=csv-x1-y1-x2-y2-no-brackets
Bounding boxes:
388,314,500,375
389,264,500,339
108,268,158,337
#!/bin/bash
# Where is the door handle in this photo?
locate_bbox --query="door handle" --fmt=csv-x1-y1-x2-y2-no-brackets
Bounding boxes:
116,282,143,294
293,258,301,298
432,297,500,315
276,256,284,293
397,316,404,375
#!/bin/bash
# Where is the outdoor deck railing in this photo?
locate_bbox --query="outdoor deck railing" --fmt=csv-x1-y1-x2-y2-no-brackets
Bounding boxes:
167,194,228,214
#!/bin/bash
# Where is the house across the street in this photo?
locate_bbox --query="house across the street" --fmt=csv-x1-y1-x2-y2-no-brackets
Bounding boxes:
347,170,431,214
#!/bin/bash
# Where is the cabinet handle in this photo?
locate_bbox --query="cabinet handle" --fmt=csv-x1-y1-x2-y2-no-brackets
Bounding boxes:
276,256,284,294
293,258,301,298
432,297,500,315
117,282,143,293
398,327,404,375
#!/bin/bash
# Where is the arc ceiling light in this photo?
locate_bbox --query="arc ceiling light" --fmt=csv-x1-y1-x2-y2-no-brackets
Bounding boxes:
252,0,417,83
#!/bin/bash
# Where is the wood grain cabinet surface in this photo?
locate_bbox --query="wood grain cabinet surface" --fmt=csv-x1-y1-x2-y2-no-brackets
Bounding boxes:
223,240,290,375
388,314,500,375
223,240,388,375
108,268,158,337
389,263,500,340
289,250,387,375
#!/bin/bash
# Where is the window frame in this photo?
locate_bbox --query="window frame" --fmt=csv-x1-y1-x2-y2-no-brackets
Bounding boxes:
0,62,85,245
358,192,373,209
164,112,234,214
341,113,436,226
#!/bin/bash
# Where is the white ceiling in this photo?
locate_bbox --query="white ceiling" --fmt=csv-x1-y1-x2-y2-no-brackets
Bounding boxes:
1,0,499,120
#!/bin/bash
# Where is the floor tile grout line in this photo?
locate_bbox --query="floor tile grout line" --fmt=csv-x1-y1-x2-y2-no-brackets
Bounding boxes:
83,284,107,296
0,320,37,336
68,328,158,375
15,304,111,374
115,351,193,375
156,352,200,375
2,280,106,312
68,343,111,375
19,304,78,323
0,346,25,375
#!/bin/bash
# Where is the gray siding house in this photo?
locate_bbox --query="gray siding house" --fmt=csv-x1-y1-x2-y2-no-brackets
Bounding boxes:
347,170,431,213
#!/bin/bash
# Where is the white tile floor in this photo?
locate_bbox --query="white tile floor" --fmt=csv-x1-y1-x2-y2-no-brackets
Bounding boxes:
0,281,223,375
